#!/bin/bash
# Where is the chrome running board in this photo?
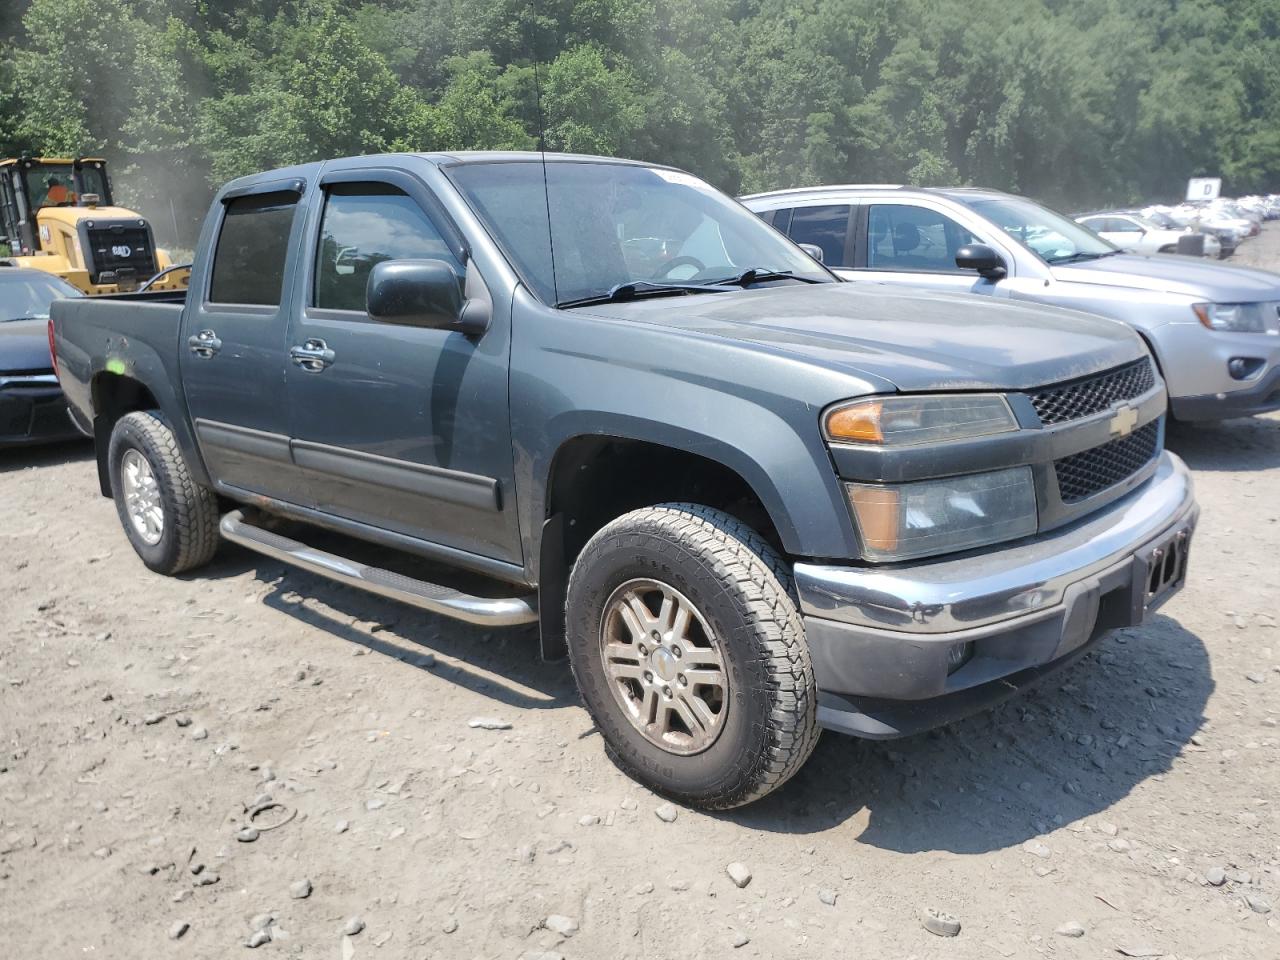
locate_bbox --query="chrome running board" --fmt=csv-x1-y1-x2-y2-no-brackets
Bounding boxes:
219,510,538,627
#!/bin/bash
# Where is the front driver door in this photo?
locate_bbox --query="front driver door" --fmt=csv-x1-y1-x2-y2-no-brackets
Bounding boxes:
284,167,522,568
849,201,1001,295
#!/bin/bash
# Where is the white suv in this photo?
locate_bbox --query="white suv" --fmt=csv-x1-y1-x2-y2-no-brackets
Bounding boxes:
1074,212,1217,258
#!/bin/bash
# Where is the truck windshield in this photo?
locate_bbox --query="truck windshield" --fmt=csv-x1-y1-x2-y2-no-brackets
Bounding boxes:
22,164,109,208
447,159,831,306
0,272,82,321
961,195,1119,264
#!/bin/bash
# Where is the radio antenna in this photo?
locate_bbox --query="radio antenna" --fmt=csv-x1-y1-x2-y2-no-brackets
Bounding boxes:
532,44,559,305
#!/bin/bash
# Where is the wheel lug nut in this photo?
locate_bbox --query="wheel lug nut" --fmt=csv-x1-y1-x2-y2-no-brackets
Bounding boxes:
644,671,653,683
638,644,647,655
671,646,681,658
662,686,672,698
678,674,688,686
651,630,661,641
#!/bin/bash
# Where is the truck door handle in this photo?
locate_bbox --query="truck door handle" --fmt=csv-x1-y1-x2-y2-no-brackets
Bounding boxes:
187,329,222,357
290,338,335,372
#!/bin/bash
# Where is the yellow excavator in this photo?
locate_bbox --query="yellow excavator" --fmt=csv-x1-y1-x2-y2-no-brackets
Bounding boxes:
0,155,190,294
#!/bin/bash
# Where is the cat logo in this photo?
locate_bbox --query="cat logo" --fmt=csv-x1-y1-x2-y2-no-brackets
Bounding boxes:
1109,404,1139,438
111,244,133,258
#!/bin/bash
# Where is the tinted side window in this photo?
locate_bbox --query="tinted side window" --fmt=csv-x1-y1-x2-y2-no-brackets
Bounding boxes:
315,184,459,312
866,204,975,273
209,192,297,305
787,205,850,266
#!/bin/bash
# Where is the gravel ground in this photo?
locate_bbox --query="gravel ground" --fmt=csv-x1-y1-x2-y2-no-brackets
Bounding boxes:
3,232,1280,959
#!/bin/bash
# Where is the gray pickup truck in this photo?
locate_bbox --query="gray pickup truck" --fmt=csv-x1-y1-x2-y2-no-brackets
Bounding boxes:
51,152,1198,808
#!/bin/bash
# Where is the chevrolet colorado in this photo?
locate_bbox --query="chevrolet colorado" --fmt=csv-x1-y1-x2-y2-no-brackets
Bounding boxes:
50,153,1198,808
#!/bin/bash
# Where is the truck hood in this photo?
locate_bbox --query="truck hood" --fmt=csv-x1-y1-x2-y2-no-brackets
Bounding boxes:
0,319,54,373
578,282,1143,393
1052,253,1280,301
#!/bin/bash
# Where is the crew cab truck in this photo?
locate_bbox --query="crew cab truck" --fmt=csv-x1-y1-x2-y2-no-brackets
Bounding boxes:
51,153,1199,808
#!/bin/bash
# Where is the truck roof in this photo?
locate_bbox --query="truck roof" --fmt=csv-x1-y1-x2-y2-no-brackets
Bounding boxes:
218,151,677,198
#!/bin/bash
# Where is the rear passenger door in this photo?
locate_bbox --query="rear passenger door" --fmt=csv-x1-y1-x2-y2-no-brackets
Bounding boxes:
770,204,856,268
181,181,308,501
283,166,522,567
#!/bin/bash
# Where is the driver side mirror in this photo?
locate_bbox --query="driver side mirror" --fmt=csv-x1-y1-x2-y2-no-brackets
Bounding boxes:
367,259,488,335
955,243,1007,281
797,242,825,263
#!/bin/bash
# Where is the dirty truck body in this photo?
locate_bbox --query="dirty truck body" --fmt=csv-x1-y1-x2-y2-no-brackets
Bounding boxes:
51,153,1198,808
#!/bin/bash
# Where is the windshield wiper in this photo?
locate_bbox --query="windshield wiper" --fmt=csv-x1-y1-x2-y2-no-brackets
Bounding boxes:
557,280,732,309
1047,251,1122,265
705,267,825,287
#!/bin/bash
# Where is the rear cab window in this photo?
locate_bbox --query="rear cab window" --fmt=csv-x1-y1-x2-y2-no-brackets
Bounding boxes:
209,192,299,306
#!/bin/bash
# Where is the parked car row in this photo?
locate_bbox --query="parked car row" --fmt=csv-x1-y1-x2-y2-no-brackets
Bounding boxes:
742,184,1280,423
1073,210,1223,259
1067,194,1280,264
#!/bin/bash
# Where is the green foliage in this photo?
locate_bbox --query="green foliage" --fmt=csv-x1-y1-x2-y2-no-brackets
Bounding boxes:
3,0,1279,244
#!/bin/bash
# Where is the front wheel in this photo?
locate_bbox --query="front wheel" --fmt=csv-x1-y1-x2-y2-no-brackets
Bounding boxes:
565,503,820,809
108,411,220,575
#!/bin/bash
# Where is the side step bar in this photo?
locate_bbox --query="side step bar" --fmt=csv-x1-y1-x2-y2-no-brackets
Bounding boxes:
219,510,539,627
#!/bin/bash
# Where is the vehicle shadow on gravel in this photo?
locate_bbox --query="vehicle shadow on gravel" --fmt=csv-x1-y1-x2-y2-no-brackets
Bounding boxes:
0,439,92,474
725,615,1212,854
1166,414,1280,472
197,544,577,712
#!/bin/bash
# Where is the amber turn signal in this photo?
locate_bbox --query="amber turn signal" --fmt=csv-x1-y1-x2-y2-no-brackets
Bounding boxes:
845,484,900,552
825,399,884,443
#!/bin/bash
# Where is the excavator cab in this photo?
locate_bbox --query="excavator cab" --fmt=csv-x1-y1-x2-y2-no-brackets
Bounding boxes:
0,156,189,295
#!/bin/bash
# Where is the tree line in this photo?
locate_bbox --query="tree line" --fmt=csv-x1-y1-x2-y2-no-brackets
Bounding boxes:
2,0,1278,246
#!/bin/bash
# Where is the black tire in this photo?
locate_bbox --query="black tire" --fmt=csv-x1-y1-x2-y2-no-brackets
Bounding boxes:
107,410,219,575
565,503,820,809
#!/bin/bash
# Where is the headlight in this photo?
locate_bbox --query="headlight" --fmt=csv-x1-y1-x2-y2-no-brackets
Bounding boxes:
824,394,1018,445
1192,302,1266,333
846,467,1037,562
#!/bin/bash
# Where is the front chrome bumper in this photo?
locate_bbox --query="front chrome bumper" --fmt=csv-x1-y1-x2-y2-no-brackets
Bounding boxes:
795,451,1198,737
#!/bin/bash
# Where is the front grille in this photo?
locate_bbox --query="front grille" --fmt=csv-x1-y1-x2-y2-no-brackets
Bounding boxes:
1030,358,1155,426
85,224,157,284
1054,420,1159,503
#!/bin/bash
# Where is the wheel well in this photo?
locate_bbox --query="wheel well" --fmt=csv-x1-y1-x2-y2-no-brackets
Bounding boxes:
536,436,783,660
90,373,160,496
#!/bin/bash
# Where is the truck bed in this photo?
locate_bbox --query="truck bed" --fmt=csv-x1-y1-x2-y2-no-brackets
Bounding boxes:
50,294,188,442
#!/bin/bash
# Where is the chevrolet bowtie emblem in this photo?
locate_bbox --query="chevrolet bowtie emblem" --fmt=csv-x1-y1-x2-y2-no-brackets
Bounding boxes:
1109,404,1139,437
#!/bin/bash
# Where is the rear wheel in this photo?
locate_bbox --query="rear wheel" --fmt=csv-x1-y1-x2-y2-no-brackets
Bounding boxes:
565,503,819,809
108,411,219,575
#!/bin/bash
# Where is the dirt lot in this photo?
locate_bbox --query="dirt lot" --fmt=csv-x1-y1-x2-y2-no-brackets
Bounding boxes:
3,236,1279,960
